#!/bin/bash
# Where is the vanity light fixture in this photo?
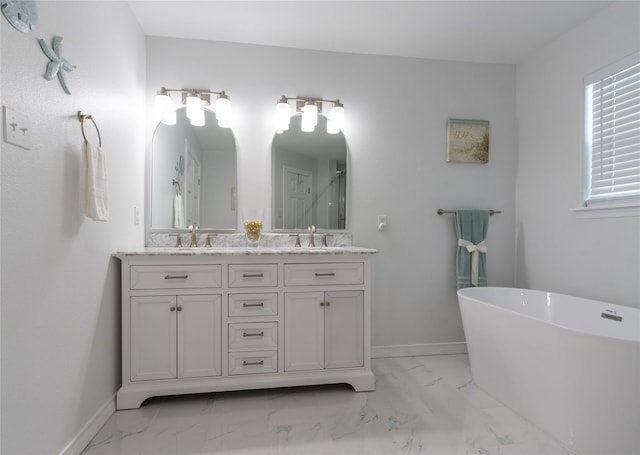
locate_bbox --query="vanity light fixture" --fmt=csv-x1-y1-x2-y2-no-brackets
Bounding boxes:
275,96,345,134
155,86,232,128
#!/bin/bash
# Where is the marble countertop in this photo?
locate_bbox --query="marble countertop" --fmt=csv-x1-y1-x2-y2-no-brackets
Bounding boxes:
113,246,377,258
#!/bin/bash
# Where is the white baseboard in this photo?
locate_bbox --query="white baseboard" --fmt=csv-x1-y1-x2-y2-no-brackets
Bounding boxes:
60,393,116,455
372,342,467,358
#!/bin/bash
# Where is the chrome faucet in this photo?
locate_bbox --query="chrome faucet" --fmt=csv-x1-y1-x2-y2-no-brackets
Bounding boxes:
321,233,333,247
170,233,183,248
290,233,301,247
188,224,198,247
307,225,316,247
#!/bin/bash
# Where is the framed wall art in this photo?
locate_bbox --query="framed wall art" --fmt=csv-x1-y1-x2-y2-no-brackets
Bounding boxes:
446,119,490,164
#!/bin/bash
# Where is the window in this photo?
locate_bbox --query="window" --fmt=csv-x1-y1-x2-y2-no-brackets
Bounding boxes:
584,54,640,208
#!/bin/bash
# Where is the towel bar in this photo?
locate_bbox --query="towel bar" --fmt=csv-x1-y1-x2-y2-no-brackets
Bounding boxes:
78,111,102,147
437,209,501,216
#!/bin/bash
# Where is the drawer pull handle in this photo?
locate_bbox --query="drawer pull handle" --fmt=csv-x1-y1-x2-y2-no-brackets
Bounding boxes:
165,274,188,280
243,273,264,278
315,272,335,277
243,302,265,308
243,360,264,366
243,331,264,337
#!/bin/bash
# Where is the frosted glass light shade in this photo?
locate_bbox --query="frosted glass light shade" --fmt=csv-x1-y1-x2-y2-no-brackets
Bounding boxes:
186,93,201,119
276,99,291,131
215,95,231,128
330,103,344,129
326,118,340,134
190,106,205,126
301,113,315,132
303,102,318,127
155,92,172,114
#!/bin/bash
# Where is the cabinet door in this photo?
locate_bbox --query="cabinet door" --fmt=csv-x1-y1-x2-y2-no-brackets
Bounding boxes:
324,291,364,369
284,292,324,371
130,295,177,381
177,295,222,378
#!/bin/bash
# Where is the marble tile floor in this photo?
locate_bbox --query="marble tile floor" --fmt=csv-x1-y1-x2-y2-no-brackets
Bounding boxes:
83,355,574,455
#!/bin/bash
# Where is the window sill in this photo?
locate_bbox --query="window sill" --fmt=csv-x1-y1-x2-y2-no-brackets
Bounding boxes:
571,203,640,219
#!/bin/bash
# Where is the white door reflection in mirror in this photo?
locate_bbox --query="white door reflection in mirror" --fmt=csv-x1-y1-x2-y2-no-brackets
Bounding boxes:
284,166,312,229
272,115,347,230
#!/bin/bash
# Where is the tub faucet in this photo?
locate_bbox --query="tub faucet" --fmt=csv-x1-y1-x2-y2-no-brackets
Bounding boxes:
307,225,316,247
188,224,198,247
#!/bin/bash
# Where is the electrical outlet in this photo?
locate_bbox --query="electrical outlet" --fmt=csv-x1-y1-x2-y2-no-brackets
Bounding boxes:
3,106,31,150
377,215,388,231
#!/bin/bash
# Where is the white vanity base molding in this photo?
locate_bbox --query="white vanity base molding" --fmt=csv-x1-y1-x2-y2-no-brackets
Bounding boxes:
114,247,376,410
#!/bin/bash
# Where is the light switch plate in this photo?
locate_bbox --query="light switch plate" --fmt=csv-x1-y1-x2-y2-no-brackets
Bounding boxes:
3,106,31,150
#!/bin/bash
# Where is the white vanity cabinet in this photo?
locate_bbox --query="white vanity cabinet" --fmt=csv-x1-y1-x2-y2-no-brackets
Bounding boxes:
130,294,222,381
115,248,375,410
284,290,364,371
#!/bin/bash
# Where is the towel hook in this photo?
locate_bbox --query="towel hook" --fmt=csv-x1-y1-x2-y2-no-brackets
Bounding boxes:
77,111,102,147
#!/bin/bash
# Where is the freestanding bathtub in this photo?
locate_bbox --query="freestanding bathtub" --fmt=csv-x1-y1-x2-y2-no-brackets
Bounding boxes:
458,287,640,455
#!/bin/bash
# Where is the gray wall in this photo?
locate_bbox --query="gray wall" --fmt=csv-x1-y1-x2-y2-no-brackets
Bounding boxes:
516,1,640,307
1,2,145,453
146,37,518,351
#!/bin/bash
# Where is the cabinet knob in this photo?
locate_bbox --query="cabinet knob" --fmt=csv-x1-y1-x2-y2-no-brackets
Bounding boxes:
177,306,183,311
326,301,331,307
170,307,176,312
320,302,325,307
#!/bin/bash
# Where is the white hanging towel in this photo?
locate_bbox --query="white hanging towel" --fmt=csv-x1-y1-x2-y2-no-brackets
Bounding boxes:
82,140,109,221
173,193,185,228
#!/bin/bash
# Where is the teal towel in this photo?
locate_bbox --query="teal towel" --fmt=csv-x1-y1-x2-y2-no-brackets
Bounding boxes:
455,210,490,289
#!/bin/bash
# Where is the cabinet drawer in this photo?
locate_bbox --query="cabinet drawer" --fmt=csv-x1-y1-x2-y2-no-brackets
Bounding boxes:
284,263,364,286
228,264,278,287
130,265,222,290
228,351,277,375
229,322,278,350
229,293,278,317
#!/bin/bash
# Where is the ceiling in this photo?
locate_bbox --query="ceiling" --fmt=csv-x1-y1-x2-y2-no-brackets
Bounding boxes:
128,1,612,64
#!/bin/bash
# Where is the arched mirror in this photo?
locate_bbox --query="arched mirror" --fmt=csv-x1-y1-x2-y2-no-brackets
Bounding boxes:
271,114,347,230
150,107,237,230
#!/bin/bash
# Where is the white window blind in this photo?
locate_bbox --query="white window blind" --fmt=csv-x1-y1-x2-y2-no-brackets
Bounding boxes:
585,56,640,206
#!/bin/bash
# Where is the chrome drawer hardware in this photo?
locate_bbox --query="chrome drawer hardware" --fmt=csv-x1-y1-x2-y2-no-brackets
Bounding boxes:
243,331,264,337
601,312,622,322
242,273,264,278
315,272,335,277
242,302,265,308
243,360,264,366
164,274,188,280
